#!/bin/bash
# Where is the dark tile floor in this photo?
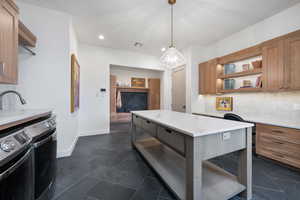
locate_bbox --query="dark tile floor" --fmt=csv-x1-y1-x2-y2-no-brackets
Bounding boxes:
53,123,300,200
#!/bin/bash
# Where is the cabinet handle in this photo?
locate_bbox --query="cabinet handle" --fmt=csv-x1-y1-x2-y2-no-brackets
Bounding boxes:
0,62,5,75
165,129,172,133
272,130,284,134
273,141,284,145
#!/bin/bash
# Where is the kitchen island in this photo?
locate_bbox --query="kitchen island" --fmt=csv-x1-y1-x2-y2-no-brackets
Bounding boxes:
131,110,254,200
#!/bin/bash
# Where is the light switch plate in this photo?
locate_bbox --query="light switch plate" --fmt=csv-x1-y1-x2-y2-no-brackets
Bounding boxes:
223,132,231,140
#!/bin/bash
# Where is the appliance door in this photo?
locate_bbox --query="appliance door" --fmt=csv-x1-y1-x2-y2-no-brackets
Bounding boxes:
0,148,34,200
34,129,57,199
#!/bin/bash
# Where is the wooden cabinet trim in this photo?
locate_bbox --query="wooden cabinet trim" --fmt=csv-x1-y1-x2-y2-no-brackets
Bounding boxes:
218,44,262,65
19,20,37,47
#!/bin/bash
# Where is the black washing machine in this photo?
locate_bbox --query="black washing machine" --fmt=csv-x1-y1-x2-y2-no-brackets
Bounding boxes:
25,116,57,200
0,128,34,200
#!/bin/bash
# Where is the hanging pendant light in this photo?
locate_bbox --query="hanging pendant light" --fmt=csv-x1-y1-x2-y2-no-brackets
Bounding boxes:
160,0,185,69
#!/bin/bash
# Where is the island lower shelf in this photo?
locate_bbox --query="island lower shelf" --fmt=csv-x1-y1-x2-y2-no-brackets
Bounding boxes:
134,138,246,200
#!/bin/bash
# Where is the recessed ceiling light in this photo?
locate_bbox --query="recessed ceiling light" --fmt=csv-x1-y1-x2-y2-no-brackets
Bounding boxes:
161,47,166,52
98,35,105,40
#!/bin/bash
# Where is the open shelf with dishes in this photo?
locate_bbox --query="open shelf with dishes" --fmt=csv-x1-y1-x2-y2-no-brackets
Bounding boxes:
217,55,263,94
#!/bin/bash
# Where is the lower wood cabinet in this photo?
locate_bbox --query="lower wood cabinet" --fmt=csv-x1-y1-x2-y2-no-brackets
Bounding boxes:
256,123,300,168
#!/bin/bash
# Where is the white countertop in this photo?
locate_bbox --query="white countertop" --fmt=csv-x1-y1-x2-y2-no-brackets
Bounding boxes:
0,109,53,127
132,110,254,137
195,112,300,130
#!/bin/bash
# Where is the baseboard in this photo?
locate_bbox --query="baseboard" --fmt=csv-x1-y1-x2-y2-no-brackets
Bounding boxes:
57,135,79,158
79,129,110,137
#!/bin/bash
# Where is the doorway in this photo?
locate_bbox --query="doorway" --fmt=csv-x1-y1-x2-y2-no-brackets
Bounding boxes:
109,65,162,130
172,66,186,112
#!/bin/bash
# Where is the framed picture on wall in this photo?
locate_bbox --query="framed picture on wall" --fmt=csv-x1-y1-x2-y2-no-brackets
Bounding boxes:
71,54,80,113
131,77,146,88
216,97,233,111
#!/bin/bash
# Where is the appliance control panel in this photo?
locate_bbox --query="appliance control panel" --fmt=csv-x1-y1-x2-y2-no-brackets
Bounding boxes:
0,130,31,162
25,116,57,139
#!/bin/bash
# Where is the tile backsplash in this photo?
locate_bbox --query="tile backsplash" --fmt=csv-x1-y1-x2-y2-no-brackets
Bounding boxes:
202,91,300,123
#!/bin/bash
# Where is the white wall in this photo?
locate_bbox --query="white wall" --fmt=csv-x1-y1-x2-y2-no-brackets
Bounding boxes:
78,44,171,136
17,2,79,157
110,65,162,88
187,2,300,124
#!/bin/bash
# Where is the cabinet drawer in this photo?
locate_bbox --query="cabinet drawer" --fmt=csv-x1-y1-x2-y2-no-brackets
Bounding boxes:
142,119,157,137
258,137,300,160
132,115,157,137
257,148,300,169
256,123,300,168
157,126,185,155
132,115,143,127
256,124,300,145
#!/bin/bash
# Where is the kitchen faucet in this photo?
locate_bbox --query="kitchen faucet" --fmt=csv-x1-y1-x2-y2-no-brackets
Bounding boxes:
0,90,26,110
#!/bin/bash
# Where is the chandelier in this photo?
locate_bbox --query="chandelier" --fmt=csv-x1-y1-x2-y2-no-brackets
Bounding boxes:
160,0,185,69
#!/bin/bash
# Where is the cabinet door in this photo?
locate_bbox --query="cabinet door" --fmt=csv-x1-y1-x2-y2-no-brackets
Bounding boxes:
207,59,217,94
199,62,208,94
285,33,300,90
148,78,160,110
199,59,217,95
262,40,285,91
0,0,18,84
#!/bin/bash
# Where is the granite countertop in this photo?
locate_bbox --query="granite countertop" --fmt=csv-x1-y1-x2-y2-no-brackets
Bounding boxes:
132,110,254,137
0,109,53,129
194,112,300,130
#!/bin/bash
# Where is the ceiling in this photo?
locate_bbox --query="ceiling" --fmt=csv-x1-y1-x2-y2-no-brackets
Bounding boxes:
21,0,300,56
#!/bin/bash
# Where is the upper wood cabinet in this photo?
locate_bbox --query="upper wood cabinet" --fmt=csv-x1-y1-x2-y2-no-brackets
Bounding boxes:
199,59,218,95
0,0,19,84
262,39,285,91
198,29,300,94
284,32,300,90
262,30,300,91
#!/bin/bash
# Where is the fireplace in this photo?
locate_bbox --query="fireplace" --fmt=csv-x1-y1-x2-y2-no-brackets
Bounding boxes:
117,92,148,113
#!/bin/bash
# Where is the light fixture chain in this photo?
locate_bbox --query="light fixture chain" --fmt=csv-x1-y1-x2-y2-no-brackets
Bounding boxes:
171,4,174,47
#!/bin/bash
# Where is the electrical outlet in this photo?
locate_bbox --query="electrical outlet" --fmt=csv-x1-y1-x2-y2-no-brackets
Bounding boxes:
293,104,300,111
223,132,231,140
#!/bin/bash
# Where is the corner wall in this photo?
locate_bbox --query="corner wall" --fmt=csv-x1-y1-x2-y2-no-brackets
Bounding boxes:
17,2,79,157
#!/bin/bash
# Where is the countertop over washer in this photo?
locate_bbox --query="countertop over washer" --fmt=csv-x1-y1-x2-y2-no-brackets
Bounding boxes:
0,109,53,131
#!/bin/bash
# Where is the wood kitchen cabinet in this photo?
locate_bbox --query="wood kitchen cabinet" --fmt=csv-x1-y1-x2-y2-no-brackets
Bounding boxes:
262,39,285,91
284,31,300,90
199,59,217,95
0,0,19,84
262,30,300,92
256,124,300,168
